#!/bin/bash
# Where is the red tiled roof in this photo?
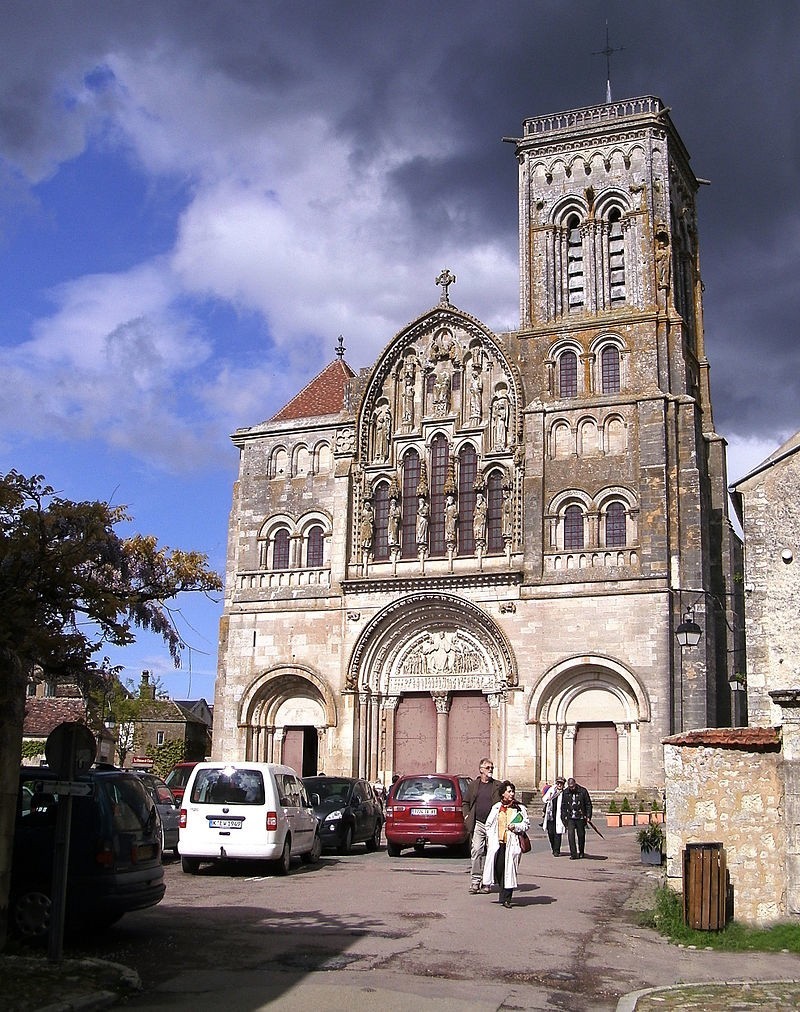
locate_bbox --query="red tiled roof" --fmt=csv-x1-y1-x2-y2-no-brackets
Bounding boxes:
23,698,87,737
663,727,781,750
269,359,355,422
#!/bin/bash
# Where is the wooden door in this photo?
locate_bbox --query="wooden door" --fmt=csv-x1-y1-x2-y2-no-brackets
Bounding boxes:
281,727,305,775
572,723,618,790
447,692,490,775
393,694,436,772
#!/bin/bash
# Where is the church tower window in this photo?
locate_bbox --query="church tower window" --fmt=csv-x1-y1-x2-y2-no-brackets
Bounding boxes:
307,525,324,567
272,528,290,569
487,471,504,554
601,346,621,394
607,207,626,304
566,214,585,311
373,483,389,561
604,501,626,547
429,434,449,558
563,504,584,550
458,444,478,556
559,350,578,399
401,449,420,559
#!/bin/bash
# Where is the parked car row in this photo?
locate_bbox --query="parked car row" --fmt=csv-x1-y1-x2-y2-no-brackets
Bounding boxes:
10,760,471,942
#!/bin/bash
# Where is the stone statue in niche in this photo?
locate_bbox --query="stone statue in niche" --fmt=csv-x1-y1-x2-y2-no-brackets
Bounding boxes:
655,221,671,294
473,491,487,548
468,364,483,425
415,497,429,548
433,369,451,416
387,496,401,549
491,392,510,450
359,500,374,552
444,494,458,548
401,359,416,425
373,403,391,462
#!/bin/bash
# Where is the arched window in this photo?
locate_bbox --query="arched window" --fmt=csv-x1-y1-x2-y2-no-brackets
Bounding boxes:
601,346,620,394
553,420,572,458
401,450,420,558
560,351,578,399
307,525,324,567
272,528,290,569
606,417,626,455
429,434,449,558
605,502,626,547
487,471,504,553
373,483,389,561
607,207,626,304
563,505,584,550
458,444,478,556
566,214,584,311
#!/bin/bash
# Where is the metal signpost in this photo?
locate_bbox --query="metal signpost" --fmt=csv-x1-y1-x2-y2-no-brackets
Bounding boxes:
43,721,97,962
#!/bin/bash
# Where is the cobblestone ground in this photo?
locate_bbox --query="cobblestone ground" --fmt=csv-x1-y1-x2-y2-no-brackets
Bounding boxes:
629,980,800,1010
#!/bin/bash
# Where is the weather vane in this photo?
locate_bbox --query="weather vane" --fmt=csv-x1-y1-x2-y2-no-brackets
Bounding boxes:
593,21,623,104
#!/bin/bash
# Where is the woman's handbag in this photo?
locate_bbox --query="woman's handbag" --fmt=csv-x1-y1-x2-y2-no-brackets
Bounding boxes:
518,831,532,853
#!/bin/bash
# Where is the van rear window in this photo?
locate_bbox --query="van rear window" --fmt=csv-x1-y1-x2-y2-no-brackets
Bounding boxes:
190,769,266,805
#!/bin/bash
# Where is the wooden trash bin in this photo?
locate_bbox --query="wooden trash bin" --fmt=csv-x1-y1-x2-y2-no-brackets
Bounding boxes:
682,842,728,930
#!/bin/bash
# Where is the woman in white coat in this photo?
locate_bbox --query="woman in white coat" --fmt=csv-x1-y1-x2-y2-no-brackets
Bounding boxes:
482,781,530,908
542,776,566,856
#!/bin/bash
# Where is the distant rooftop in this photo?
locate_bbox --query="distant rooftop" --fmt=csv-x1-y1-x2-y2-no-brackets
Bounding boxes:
269,358,355,422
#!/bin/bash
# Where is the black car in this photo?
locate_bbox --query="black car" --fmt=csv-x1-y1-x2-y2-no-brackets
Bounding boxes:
302,776,383,854
11,766,166,940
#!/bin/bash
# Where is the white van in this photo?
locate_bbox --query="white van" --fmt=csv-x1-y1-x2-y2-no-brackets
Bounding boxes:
178,762,321,874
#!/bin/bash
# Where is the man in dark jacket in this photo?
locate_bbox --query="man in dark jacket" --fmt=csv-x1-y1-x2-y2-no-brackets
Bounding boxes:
463,758,503,893
563,777,593,859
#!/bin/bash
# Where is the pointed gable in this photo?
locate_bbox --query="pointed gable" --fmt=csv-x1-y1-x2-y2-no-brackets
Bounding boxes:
270,359,355,422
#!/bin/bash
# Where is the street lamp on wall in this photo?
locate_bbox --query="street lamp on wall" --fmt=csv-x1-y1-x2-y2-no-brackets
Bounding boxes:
675,610,702,648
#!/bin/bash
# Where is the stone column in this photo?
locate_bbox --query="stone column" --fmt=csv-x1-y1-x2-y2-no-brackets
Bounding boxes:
770,689,800,914
358,695,369,779
432,692,451,773
382,695,400,782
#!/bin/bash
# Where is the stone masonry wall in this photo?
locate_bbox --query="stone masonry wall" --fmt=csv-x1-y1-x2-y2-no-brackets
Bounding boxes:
664,728,785,926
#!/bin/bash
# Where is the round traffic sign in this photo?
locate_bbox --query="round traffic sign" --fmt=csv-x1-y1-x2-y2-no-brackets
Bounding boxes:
45,722,97,777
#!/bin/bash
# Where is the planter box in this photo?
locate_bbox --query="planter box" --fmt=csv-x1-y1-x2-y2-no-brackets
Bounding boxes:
634,812,650,825
605,814,622,828
620,813,635,826
640,848,663,865
649,811,664,824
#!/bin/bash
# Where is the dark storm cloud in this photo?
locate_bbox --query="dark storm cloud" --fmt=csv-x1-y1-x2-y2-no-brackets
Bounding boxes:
1,0,799,449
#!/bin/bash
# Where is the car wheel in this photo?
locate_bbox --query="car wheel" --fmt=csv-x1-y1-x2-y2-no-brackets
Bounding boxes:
302,833,322,865
364,820,381,852
338,825,353,855
386,840,401,857
181,856,201,874
274,836,292,875
13,889,51,940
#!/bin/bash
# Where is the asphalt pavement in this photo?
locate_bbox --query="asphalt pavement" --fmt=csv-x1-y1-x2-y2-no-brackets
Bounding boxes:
3,825,799,1011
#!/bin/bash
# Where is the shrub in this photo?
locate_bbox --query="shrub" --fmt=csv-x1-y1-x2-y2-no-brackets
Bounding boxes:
620,795,631,813
608,798,618,813
636,822,664,852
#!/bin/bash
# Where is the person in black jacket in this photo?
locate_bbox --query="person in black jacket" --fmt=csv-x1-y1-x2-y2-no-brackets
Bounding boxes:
563,777,593,859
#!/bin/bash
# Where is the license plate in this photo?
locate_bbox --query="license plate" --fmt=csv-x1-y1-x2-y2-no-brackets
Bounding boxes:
208,818,244,829
411,808,435,817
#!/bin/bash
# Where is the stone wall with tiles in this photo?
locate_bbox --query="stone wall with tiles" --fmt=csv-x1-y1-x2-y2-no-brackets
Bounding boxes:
664,727,787,926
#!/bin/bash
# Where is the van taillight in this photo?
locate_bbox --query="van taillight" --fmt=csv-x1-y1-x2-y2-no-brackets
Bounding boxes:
179,808,187,828
95,841,114,867
266,811,278,831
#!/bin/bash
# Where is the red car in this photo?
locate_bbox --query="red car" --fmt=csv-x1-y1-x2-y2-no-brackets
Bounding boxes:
384,774,471,856
164,762,199,805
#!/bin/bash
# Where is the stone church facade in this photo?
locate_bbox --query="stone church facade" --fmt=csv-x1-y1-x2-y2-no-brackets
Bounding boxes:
213,96,740,795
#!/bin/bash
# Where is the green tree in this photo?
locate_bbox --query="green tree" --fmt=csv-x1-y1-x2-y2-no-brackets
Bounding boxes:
0,470,221,950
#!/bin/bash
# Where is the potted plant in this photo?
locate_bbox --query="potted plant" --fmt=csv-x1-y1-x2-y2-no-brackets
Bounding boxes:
636,821,664,865
620,795,634,826
635,798,649,825
605,798,621,828
650,797,664,824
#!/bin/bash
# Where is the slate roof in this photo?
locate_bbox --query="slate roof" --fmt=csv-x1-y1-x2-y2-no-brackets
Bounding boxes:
269,359,355,422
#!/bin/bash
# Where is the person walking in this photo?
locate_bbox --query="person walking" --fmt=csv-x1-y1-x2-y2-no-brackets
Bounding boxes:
563,776,593,859
463,758,502,894
482,781,530,908
542,776,566,856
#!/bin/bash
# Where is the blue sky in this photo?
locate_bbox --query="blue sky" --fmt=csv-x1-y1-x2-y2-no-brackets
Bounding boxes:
3,1,799,703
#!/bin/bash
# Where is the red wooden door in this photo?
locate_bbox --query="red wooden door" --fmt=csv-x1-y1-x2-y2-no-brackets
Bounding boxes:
446,692,490,775
572,723,618,791
394,694,436,772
